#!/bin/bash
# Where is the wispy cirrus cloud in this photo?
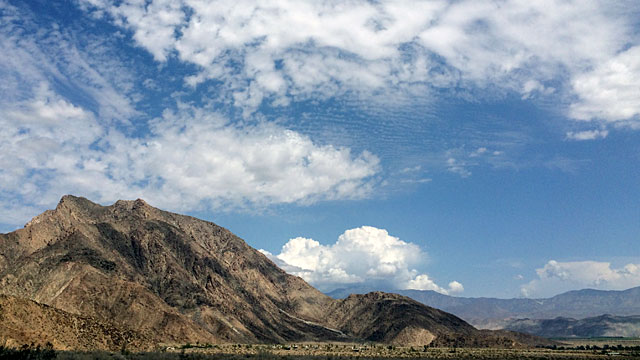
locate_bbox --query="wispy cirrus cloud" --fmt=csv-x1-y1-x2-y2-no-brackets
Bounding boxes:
0,1,138,124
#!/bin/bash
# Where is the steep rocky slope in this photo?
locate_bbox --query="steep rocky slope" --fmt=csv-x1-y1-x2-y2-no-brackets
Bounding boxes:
0,195,552,349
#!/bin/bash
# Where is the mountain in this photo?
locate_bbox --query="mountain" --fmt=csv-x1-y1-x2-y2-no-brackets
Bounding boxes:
0,195,551,350
328,286,640,332
503,315,640,338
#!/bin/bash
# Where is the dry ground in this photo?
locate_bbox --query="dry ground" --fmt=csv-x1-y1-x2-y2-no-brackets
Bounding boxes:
161,342,640,359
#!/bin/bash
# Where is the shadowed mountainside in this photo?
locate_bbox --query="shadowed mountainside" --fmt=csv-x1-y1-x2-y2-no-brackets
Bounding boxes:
0,195,553,350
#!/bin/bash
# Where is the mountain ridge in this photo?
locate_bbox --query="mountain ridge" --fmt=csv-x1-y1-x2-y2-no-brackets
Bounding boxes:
0,195,553,350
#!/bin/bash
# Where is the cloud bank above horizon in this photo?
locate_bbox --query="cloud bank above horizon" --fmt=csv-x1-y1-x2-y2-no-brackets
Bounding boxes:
261,226,464,295
521,260,640,298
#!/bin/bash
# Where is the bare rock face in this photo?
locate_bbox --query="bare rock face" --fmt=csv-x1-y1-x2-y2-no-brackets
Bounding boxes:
0,195,552,350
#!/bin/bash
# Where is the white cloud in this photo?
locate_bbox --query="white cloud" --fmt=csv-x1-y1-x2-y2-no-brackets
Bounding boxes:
0,2,380,230
446,157,472,178
0,83,106,216
566,129,609,141
136,107,380,210
570,46,640,123
469,147,487,157
521,80,554,100
0,86,379,229
439,146,510,177
82,0,640,126
110,0,185,62
521,260,640,298
447,280,465,294
262,226,462,294
406,276,464,294
0,1,138,124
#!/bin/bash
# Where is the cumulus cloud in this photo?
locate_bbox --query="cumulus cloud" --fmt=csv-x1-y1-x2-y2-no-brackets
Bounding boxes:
521,260,640,298
0,85,379,228
83,0,640,125
261,226,462,294
570,46,640,123
136,107,380,209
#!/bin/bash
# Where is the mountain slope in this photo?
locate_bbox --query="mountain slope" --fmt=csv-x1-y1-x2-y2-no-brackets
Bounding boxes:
0,294,151,351
0,196,334,344
0,196,551,349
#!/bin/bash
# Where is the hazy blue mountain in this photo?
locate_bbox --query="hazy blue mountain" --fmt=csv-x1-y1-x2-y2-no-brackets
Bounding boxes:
503,315,640,338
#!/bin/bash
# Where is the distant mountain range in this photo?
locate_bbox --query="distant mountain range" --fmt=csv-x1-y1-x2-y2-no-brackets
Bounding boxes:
503,315,640,338
328,286,640,335
0,195,552,350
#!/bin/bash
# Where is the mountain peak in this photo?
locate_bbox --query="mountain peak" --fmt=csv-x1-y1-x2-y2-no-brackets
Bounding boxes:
56,194,91,209
54,195,105,219
111,198,157,221
114,198,149,208
56,195,152,211
54,195,155,222
22,195,92,230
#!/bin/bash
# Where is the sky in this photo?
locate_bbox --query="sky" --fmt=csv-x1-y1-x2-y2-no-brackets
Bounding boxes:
1,0,639,299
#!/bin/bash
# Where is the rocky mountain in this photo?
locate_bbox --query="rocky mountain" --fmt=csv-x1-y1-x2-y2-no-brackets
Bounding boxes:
328,286,640,334
502,315,640,338
0,195,552,350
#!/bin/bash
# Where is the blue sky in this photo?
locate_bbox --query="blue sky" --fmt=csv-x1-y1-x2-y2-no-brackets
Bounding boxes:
1,0,639,298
